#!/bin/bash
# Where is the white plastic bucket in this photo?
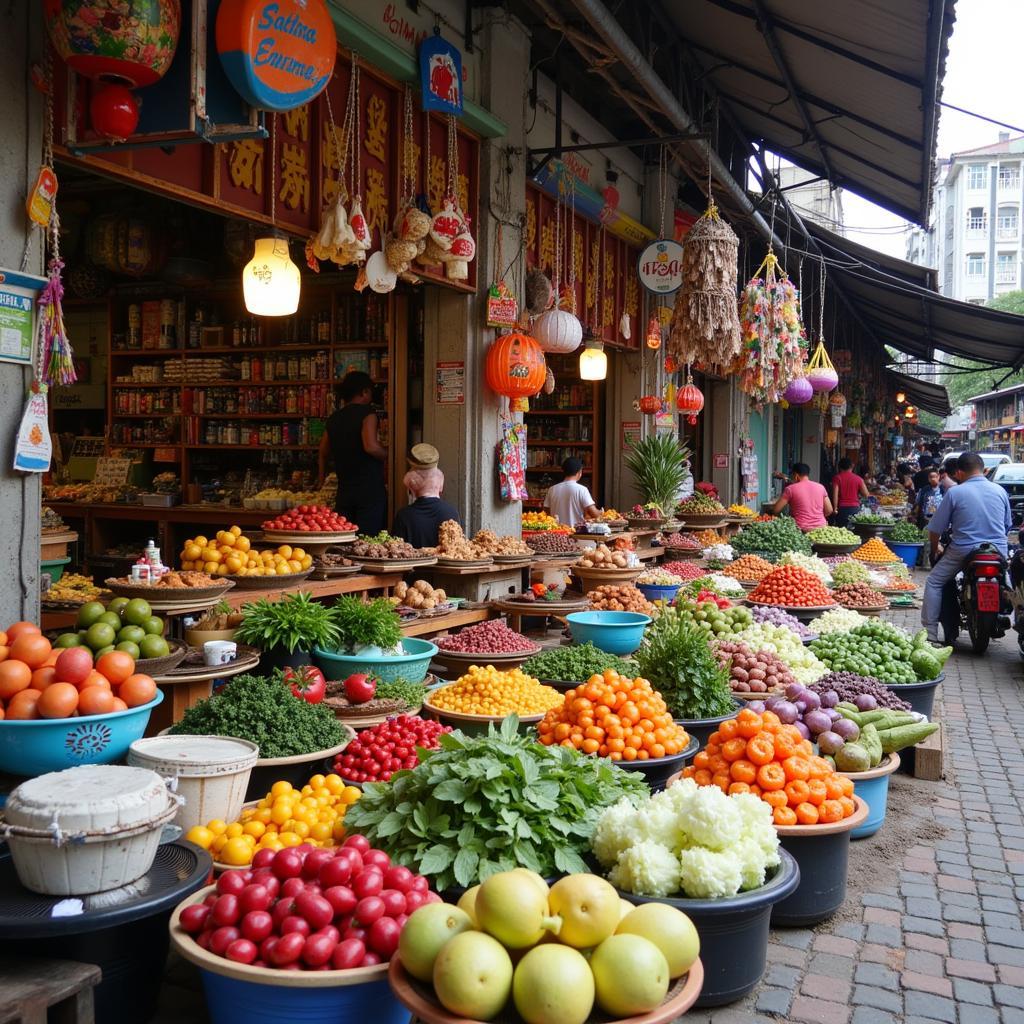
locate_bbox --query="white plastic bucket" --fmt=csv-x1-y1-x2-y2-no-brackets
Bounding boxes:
127,735,259,831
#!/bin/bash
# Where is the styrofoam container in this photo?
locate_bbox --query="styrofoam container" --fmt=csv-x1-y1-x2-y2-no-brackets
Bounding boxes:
2,765,179,896
127,735,259,831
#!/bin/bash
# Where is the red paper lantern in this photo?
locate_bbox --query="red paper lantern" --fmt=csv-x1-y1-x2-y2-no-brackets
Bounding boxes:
485,332,547,412
638,395,662,415
89,83,140,141
676,377,704,425
664,355,678,374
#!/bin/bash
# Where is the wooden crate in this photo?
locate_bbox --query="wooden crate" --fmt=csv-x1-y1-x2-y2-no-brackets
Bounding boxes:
911,719,944,781
425,565,529,603
0,958,101,1024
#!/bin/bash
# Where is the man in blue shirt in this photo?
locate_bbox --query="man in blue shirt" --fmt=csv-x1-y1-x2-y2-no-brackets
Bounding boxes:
922,452,1013,643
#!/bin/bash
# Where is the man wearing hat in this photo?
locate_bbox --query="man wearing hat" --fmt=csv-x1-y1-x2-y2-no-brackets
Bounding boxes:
408,443,440,470
391,446,461,548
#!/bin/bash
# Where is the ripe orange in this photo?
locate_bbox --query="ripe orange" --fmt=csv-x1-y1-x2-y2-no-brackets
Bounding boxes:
30,666,57,691
10,634,52,669
96,651,135,685
77,686,116,717
0,659,32,700
6,688,41,719
37,682,79,719
119,673,157,708
5,622,41,642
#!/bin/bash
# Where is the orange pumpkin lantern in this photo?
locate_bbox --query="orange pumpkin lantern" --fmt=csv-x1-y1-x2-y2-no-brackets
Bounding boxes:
485,331,547,412
676,374,705,425
638,395,662,415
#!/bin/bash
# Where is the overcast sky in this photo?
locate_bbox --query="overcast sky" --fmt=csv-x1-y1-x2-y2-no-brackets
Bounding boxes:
843,0,1024,257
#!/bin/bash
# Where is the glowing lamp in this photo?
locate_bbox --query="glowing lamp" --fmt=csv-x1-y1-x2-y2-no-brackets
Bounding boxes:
579,340,607,381
243,237,301,316
645,315,661,350
896,391,906,404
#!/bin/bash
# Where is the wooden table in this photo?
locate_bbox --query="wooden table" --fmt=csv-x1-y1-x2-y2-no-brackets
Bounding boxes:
423,561,532,602
400,606,492,637
220,573,399,609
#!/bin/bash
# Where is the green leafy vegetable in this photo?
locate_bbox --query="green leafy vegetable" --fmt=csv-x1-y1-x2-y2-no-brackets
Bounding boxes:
373,676,428,708
520,643,636,682
168,673,346,758
328,596,403,652
344,716,648,890
233,592,342,653
888,521,927,543
732,517,811,556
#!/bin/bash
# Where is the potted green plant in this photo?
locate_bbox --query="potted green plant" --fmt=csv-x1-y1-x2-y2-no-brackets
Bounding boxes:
624,435,690,515
233,592,341,674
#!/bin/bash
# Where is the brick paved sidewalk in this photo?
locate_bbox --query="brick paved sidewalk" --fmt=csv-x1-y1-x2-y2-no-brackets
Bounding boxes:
680,606,1024,1024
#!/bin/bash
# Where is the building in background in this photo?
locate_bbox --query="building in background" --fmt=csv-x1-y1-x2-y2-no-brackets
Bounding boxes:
777,165,844,233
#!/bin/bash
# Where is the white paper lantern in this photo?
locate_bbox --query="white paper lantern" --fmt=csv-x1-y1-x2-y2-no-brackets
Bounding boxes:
579,340,607,380
533,308,583,354
243,237,300,316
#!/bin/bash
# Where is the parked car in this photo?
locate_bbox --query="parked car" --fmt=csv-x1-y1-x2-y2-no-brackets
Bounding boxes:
991,463,1024,520
945,451,1012,477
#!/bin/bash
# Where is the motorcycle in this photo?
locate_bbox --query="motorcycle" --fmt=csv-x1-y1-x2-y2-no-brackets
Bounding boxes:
938,543,1012,654
1007,529,1024,658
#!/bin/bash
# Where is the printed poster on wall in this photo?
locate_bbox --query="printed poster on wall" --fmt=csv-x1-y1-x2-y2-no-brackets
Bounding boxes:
13,382,51,473
436,361,465,404
621,420,641,450
0,269,45,367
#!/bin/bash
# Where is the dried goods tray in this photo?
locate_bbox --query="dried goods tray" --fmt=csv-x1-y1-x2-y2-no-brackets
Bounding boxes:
154,644,262,680
662,546,703,559
228,569,313,590
490,593,590,616
676,513,729,527
412,602,457,618
40,593,113,611
104,578,235,602
878,585,918,596
260,529,358,545
347,554,439,572
489,551,535,563
433,557,495,568
308,562,362,580
573,565,645,582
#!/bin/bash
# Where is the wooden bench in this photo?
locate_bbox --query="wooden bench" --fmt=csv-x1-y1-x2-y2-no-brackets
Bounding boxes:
0,958,101,1024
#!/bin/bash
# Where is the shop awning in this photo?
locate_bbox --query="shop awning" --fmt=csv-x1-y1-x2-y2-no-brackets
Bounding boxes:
664,0,956,223
886,370,952,417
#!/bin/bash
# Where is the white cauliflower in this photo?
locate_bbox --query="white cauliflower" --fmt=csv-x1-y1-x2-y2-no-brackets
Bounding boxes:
592,798,643,868
734,623,827,683
731,792,780,858
677,846,744,898
652,776,698,820
679,783,742,851
734,836,779,891
609,841,682,897
636,799,684,851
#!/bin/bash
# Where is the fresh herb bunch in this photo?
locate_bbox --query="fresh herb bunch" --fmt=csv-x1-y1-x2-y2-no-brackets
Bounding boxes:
849,511,894,525
889,521,927,543
732,516,811,555
635,613,735,719
345,716,647,890
329,596,402,652
358,530,401,544
168,673,345,757
234,592,341,653
373,676,428,708
520,643,636,682
624,435,690,513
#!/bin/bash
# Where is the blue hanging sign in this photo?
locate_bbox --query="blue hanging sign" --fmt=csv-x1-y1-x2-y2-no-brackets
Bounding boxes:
419,33,463,116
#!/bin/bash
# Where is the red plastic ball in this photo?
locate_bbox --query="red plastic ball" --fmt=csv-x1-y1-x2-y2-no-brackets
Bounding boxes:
90,84,140,142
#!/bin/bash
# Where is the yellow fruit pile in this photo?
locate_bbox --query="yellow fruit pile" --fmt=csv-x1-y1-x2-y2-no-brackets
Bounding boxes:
428,666,563,717
184,775,360,865
179,527,314,576
729,504,755,518
522,510,566,532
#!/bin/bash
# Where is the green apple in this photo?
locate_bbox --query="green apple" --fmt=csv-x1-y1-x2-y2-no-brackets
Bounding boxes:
84,622,116,651
138,635,170,660
76,601,106,629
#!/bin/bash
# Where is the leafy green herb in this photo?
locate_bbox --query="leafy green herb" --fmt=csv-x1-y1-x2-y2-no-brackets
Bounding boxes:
624,435,690,512
732,516,811,555
849,511,895,525
635,613,735,719
520,643,636,682
373,676,428,708
233,592,341,653
328,596,402,652
345,716,648,890
888,521,927,543
168,673,345,757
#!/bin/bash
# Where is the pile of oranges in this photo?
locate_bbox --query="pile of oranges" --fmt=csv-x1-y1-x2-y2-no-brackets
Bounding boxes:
747,565,835,607
851,538,900,564
682,707,857,826
537,669,690,761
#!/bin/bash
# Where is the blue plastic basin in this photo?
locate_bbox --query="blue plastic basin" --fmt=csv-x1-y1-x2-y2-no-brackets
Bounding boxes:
636,582,681,603
842,753,901,838
888,541,923,570
313,638,438,683
565,611,651,654
0,691,164,776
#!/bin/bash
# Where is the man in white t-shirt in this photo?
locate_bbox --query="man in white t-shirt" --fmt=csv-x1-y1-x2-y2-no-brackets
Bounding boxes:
543,457,599,527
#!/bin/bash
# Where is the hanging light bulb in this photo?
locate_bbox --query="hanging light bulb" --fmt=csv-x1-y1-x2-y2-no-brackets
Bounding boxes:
895,391,906,404
579,339,607,381
645,315,661,350
244,114,301,316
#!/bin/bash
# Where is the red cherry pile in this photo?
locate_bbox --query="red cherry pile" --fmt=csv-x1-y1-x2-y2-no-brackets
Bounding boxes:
178,835,438,971
747,565,835,608
334,715,450,782
262,506,358,533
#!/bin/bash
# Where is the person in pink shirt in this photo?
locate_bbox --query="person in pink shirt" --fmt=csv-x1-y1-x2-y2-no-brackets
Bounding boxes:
771,463,833,531
830,457,870,527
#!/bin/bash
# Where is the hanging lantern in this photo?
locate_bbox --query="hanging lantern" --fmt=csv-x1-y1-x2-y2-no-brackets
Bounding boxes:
783,376,813,405
645,315,661,350
638,395,663,415
243,237,301,316
485,332,547,412
664,354,678,375
533,307,583,354
676,375,705,425
896,391,906,404
806,341,839,393
45,0,182,87
579,340,607,381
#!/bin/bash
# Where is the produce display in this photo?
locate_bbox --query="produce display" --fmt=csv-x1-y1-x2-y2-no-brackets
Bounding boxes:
636,568,684,586
677,493,726,515
315,551,356,572
54,597,169,662
832,583,887,609
600,508,627,522
471,529,533,556
526,531,579,554
810,622,951,683
575,543,637,569
389,579,448,612
262,506,358,532
397,870,698,1023
345,718,648,889
747,565,835,607
436,520,491,560
176,838,436,969
234,592,344,655
521,510,567,532
682,708,858,825
323,676,427,716
879,575,917,592
852,538,901,564
661,560,717,581
184,774,362,863
511,583,568,603
348,533,422,559
806,526,859,546
721,554,775,582
749,604,814,639
168,674,346,757
679,574,744,599
429,667,562,718
849,511,895,526
714,641,795,694
41,505,66,530
746,685,852,746
813,607,870,634
334,716,450,782
0,622,157,719
180,529,313,576
668,598,754,637
732,515,811,556
691,529,725,548
830,559,870,585
779,551,832,582
435,620,538,655
107,570,223,589
703,542,735,561
538,670,691,759
520,643,636,682
878,491,909,506
888,521,927,543
593,778,780,898
586,584,653,613
829,704,937,770
329,596,403,656
629,503,665,520
808,673,912,712
729,504,756,518
732,624,827,684
662,532,702,550
41,573,106,605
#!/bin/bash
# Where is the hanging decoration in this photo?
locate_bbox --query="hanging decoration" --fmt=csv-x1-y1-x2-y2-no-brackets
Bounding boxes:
645,315,662,351
664,354,678,375
737,248,806,404
424,115,475,282
806,260,839,393
485,331,547,412
637,147,684,296
636,395,663,416
533,175,582,354
667,157,740,367
497,417,528,501
619,311,631,340
419,31,463,116
676,372,705,425
783,376,814,405
543,366,556,395
525,268,553,317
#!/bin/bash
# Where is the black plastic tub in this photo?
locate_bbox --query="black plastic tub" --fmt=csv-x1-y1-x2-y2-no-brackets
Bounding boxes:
255,646,311,675
771,797,869,927
885,673,942,719
675,700,742,750
615,736,700,791
616,849,800,1007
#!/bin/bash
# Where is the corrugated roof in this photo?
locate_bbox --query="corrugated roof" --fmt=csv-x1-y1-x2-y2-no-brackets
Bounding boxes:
663,0,956,224
886,370,952,417
966,382,1024,404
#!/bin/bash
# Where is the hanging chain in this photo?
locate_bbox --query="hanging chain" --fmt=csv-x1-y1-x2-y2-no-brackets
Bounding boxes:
552,171,562,298
323,83,344,206
402,85,415,201
657,144,668,238
424,111,431,209
446,113,458,201
270,113,277,227
351,56,362,200
818,256,827,341
568,177,577,307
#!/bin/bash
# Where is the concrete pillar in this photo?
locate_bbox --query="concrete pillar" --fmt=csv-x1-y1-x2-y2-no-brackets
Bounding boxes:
0,7,42,624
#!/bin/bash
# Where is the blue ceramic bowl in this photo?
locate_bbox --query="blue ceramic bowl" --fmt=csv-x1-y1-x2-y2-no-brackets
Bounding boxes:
565,611,651,654
313,638,437,683
636,582,681,603
0,691,164,776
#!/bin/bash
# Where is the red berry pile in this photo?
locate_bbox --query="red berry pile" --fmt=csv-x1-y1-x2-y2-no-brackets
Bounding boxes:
435,619,539,654
747,565,835,608
334,715,450,782
263,506,358,533
661,560,713,581
178,836,438,971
